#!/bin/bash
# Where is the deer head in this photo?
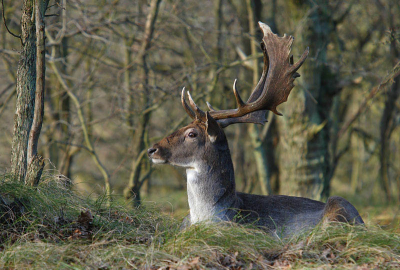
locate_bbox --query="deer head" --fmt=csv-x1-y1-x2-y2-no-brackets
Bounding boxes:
147,110,228,169
148,22,309,169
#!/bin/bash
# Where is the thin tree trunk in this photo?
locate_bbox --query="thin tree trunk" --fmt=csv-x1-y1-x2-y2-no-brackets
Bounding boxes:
125,114,150,205
26,155,44,186
264,116,280,194
379,76,399,202
124,0,161,206
124,38,134,130
232,125,247,192
26,0,48,186
249,125,271,195
379,4,400,202
59,37,74,179
245,0,274,195
57,2,74,179
350,133,363,194
205,0,224,105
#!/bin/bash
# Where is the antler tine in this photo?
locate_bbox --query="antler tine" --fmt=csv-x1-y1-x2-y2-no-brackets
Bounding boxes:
187,91,206,121
232,79,245,108
206,101,216,111
290,47,309,73
181,87,195,119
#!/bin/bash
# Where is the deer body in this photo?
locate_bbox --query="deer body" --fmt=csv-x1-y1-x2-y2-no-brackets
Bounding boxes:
148,22,363,236
149,120,363,236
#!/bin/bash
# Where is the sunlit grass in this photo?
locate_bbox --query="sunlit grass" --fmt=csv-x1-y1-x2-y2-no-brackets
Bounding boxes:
1,173,399,269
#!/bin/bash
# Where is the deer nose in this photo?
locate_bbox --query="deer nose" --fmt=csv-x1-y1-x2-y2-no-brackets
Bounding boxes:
147,147,158,156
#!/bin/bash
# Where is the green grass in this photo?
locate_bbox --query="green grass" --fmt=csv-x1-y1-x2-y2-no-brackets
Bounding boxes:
1,173,400,269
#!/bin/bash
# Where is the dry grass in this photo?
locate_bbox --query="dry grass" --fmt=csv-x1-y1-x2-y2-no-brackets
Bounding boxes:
1,173,399,269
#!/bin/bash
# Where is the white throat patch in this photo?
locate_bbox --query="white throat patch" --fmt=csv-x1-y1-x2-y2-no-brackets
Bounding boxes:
186,165,228,224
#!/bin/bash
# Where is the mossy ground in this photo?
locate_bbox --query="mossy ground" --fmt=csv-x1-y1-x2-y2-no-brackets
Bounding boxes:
1,173,399,269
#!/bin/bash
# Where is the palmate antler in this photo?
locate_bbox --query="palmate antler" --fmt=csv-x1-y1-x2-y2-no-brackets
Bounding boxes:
182,22,309,128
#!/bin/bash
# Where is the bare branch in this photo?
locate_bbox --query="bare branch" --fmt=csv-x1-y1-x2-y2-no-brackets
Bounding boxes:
1,0,21,40
337,60,400,139
0,87,15,117
0,82,14,99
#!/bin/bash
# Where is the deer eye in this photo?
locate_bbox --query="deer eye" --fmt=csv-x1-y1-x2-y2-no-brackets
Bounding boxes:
187,132,197,138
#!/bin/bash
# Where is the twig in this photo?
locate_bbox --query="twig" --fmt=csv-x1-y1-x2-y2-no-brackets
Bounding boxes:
0,87,15,117
337,60,400,139
53,140,91,153
0,49,20,55
1,0,21,40
0,82,14,98
71,20,110,44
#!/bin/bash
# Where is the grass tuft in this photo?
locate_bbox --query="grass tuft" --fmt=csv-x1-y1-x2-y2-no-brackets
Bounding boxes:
1,172,399,269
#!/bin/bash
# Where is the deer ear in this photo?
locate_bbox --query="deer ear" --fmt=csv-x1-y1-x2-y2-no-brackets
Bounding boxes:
206,111,221,143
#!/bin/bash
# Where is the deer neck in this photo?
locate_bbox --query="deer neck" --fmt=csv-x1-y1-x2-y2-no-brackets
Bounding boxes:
186,148,238,224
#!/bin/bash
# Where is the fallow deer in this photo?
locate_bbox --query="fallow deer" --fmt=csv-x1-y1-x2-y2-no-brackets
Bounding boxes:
148,22,364,236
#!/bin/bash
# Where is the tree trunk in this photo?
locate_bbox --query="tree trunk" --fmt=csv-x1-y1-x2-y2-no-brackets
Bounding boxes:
59,37,74,179
124,0,161,206
264,117,280,194
379,3,400,203
26,155,44,186
10,0,37,182
11,0,49,185
277,0,334,200
125,113,151,206
244,0,271,195
25,0,48,186
350,133,363,194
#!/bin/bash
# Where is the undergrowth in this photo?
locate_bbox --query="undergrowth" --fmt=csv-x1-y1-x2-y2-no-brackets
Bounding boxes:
1,173,399,269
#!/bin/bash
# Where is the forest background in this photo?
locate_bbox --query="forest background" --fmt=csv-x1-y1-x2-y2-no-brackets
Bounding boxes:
1,0,400,225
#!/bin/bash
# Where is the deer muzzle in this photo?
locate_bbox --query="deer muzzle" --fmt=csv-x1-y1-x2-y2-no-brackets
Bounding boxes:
147,144,169,164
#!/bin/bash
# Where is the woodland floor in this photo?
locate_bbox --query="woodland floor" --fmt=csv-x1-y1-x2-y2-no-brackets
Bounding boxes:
1,173,400,269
